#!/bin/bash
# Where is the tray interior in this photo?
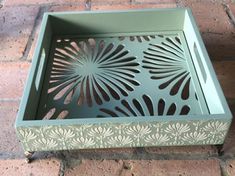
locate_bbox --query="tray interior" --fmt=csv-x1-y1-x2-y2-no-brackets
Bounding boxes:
35,31,209,120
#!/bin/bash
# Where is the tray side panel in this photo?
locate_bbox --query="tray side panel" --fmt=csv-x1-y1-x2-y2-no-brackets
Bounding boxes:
183,9,232,117
16,119,231,152
49,9,186,35
16,14,53,122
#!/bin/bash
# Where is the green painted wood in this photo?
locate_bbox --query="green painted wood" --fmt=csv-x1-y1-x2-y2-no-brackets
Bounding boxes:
35,31,208,120
15,8,232,152
50,9,185,35
17,119,230,151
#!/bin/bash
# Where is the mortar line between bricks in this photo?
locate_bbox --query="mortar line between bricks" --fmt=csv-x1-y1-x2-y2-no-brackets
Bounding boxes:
59,160,66,176
58,153,67,176
20,5,54,61
57,147,234,161
85,0,91,11
20,6,43,60
0,98,21,102
219,159,229,176
175,0,182,7
223,3,235,28
3,149,235,160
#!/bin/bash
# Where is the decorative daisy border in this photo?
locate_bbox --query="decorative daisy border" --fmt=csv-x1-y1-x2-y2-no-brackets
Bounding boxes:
17,119,230,152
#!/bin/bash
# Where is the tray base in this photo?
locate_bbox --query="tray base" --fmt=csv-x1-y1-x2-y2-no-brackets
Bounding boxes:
36,31,208,120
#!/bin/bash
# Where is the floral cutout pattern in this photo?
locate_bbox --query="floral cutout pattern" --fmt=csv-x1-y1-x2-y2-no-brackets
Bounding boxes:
142,36,192,100
35,33,205,120
17,120,230,152
118,35,156,42
40,38,140,119
98,94,191,117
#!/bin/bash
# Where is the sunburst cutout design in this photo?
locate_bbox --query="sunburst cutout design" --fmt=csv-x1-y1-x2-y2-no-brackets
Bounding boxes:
48,38,140,107
118,35,156,42
142,36,191,100
37,33,206,120
97,94,190,117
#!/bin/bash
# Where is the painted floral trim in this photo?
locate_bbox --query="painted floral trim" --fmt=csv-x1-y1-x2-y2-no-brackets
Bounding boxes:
17,120,230,151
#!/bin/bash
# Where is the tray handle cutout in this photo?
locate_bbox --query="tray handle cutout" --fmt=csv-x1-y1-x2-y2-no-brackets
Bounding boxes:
35,48,46,90
193,42,207,83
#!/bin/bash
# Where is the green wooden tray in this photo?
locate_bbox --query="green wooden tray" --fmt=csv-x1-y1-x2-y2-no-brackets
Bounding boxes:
15,8,232,153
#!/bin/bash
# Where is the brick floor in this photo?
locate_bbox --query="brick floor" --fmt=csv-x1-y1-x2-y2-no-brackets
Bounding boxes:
180,1,233,33
0,158,60,176
4,0,85,6
225,160,235,176
0,6,39,61
64,159,221,176
91,3,176,10
49,4,86,11
134,0,176,4
179,1,235,61
213,61,235,99
91,0,130,5
229,2,235,20
0,62,30,157
0,101,23,158
202,33,235,60
0,62,30,100
63,148,135,160
65,159,123,176
0,0,235,175
145,145,217,156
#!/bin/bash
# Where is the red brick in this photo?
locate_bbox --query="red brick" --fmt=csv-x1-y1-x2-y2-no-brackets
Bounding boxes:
123,159,220,176
49,4,86,12
0,158,60,176
65,159,221,176
179,1,233,33
179,1,235,61
0,101,23,157
65,159,123,176
228,2,235,18
213,61,235,99
202,33,235,61
91,0,129,5
0,62,30,100
134,0,176,4
91,3,176,10
225,160,235,176
0,6,39,61
145,145,217,155
4,0,84,6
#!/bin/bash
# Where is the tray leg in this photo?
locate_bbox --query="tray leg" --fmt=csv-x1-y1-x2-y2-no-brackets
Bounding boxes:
24,151,34,163
216,144,224,156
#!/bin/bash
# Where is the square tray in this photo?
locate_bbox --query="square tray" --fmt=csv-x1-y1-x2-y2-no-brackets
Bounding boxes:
16,8,232,152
